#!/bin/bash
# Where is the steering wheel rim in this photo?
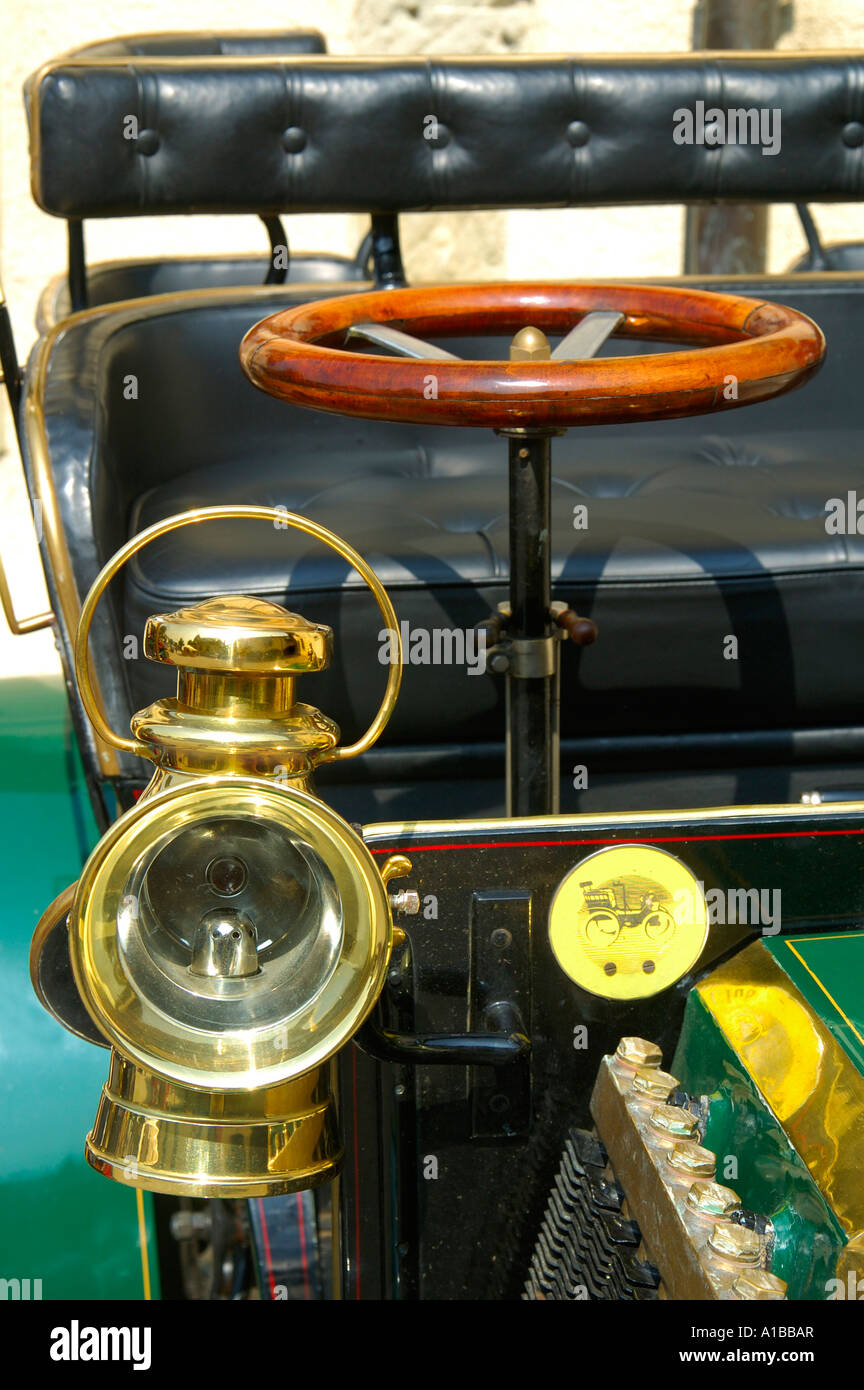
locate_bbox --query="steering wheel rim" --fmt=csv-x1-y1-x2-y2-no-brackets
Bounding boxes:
240,282,825,429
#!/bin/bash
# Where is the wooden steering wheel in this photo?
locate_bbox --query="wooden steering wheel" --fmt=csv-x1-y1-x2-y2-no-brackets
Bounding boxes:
240,282,824,429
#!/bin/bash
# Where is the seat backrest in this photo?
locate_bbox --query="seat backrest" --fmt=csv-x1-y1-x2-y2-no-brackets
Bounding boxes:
27,52,864,217
24,32,338,312
51,30,327,59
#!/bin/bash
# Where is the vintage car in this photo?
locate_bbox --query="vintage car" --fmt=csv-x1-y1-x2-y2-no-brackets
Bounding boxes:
1,37,863,1305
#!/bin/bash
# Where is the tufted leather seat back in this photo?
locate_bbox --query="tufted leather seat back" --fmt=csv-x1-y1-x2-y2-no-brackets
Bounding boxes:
27,54,864,218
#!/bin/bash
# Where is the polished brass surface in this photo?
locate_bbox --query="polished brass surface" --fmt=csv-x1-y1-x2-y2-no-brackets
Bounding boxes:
648,1103,699,1142
615,1037,663,1069
696,942,864,1238
686,1182,741,1219
73,504,402,762
707,1223,763,1266
509,326,551,361
86,1051,341,1198
145,596,332,677
548,844,709,1000
731,1269,788,1300
835,1231,864,1289
69,776,395,1091
594,1056,722,1295
130,696,339,784
631,1067,679,1102
666,1142,716,1180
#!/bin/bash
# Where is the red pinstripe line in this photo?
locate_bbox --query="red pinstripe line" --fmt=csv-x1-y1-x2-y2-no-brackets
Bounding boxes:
257,1197,277,1301
368,826,864,855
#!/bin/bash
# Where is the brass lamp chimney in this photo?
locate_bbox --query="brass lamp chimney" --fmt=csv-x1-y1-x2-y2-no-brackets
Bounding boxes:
31,506,406,1199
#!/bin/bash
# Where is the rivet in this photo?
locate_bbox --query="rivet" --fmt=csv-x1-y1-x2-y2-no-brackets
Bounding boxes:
842,121,864,148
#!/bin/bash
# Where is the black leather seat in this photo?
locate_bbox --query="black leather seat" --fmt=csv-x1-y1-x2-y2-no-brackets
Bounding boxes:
24,277,864,820
22,52,864,820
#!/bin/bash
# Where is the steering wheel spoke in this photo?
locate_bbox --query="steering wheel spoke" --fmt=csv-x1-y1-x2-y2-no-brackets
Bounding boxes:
346,322,461,360
551,310,625,361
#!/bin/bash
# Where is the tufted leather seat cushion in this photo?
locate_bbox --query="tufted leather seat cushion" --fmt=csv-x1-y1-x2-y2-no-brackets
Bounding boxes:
25,277,864,813
75,279,859,753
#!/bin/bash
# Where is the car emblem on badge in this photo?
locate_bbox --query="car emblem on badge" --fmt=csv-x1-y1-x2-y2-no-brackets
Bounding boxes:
548,844,709,1000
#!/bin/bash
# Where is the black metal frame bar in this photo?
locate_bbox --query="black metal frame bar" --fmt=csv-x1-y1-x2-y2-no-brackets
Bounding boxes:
505,430,560,817
67,220,88,312
369,213,406,287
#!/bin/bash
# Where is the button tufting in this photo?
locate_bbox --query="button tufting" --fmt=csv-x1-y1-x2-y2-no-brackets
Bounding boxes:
281,126,307,153
135,129,160,156
842,121,864,147
426,121,451,148
567,120,590,148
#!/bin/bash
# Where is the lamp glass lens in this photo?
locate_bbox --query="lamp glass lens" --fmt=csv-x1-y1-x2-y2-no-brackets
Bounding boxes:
116,815,343,1032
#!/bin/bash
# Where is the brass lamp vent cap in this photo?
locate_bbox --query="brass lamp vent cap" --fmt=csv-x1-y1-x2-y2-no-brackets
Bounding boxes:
144,596,333,674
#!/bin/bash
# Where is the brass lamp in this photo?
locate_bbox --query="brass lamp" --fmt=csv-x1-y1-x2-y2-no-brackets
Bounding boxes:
32,506,408,1198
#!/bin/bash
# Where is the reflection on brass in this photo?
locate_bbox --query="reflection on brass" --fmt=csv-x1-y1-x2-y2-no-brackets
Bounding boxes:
666,1142,716,1181
69,777,395,1092
73,505,401,764
509,326,551,361
696,942,864,1238
591,1055,715,1298
616,1037,663,1070
549,844,709,1000
86,1051,342,1198
590,1053,778,1300
631,1067,679,1102
707,1223,762,1265
731,1269,788,1301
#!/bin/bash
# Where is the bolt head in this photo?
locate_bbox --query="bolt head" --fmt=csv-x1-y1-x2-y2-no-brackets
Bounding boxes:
666,1141,716,1179
648,1104,698,1140
686,1180,741,1218
509,326,552,361
707,1222,762,1265
631,1066,679,1102
732,1269,787,1300
615,1037,662,1069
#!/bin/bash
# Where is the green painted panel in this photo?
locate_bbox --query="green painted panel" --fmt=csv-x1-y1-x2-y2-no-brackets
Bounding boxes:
0,675,158,1300
673,988,844,1300
767,933,864,1076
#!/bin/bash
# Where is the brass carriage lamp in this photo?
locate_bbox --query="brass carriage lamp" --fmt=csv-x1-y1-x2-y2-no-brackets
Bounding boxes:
31,506,409,1198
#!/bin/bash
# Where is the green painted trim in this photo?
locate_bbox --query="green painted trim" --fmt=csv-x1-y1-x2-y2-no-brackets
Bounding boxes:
673,989,844,1300
766,933,864,1077
0,675,158,1300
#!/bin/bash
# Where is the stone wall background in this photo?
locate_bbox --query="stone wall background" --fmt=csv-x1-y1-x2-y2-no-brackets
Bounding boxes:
1,0,863,675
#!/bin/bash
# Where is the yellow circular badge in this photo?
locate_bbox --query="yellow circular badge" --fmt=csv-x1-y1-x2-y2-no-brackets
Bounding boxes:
548,844,709,1000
